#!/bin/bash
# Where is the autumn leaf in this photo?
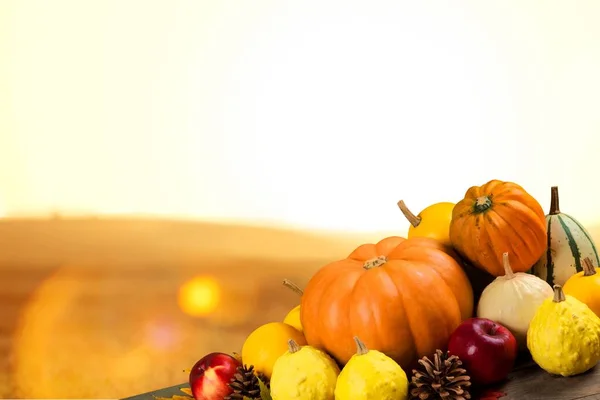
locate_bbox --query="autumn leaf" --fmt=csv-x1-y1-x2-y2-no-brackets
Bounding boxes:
258,378,272,400
232,352,243,363
153,395,192,400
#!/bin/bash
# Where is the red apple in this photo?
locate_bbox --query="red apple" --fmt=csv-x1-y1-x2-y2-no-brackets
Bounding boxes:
189,352,241,400
447,317,518,386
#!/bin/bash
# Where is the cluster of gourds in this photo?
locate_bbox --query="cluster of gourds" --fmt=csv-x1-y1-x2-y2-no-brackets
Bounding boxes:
238,179,600,399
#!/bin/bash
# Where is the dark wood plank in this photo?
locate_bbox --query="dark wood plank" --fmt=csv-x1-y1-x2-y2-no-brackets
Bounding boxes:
121,383,189,400
123,361,600,400
494,358,600,400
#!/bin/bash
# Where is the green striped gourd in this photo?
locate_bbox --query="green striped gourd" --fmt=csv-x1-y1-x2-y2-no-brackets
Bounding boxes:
532,186,600,286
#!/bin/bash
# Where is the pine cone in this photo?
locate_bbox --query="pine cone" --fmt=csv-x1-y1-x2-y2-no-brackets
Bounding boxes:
225,364,261,399
410,349,471,400
255,371,270,390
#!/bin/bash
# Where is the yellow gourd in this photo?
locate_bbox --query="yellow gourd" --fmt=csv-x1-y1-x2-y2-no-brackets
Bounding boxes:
527,285,600,376
283,306,302,331
563,257,600,318
270,339,340,400
241,322,307,379
335,336,408,400
282,279,303,332
397,200,455,246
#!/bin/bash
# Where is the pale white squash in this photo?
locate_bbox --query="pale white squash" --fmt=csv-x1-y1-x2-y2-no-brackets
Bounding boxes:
477,252,554,348
533,186,600,286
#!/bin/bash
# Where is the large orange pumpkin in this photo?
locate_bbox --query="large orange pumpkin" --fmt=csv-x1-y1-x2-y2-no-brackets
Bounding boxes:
449,179,547,277
300,236,473,370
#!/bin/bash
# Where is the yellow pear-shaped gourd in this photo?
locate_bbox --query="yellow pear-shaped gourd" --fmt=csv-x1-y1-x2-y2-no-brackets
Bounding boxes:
270,339,340,400
397,200,455,246
527,285,600,376
282,279,304,332
477,252,553,349
335,336,408,400
563,257,600,318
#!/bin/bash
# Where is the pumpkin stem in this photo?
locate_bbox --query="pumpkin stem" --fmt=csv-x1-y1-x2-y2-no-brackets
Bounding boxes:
353,336,369,355
582,257,597,277
287,339,302,354
549,186,561,215
473,196,492,213
552,285,566,303
282,279,304,296
397,200,421,227
363,255,387,269
501,252,515,279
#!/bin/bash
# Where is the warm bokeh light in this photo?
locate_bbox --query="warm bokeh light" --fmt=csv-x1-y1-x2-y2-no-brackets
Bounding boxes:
144,319,181,351
8,256,305,398
11,263,254,398
178,276,222,317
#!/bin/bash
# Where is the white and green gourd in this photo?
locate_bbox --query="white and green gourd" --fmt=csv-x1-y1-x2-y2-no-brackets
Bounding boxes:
532,186,600,286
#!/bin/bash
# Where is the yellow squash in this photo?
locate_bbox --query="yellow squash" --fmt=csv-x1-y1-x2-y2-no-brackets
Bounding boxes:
283,306,301,331
397,200,455,246
563,257,600,318
335,336,408,400
270,339,340,400
241,322,307,379
527,285,600,376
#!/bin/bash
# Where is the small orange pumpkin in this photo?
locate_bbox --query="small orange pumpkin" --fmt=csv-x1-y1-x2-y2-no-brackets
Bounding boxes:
300,236,473,370
449,179,547,276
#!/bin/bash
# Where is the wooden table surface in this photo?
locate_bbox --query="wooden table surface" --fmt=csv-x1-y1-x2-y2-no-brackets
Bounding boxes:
497,356,600,400
122,356,600,400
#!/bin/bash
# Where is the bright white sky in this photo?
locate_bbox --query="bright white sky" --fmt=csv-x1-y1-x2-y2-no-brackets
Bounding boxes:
1,0,600,233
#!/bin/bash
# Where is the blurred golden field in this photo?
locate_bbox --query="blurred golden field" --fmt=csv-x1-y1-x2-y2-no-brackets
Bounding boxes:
0,218,374,399
3,218,600,399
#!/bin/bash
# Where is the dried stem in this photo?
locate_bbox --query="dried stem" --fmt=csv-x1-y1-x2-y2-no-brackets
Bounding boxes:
552,285,566,303
363,255,387,270
282,279,304,296
354,336,369,355
549,186,560,215
473,196,492,213
397,200,422,227
582,257,597,277
287,339,301,353
502,252,515,279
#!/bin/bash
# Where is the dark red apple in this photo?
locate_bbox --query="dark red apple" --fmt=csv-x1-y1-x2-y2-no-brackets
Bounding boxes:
447,317,518,386
189,352,241,400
